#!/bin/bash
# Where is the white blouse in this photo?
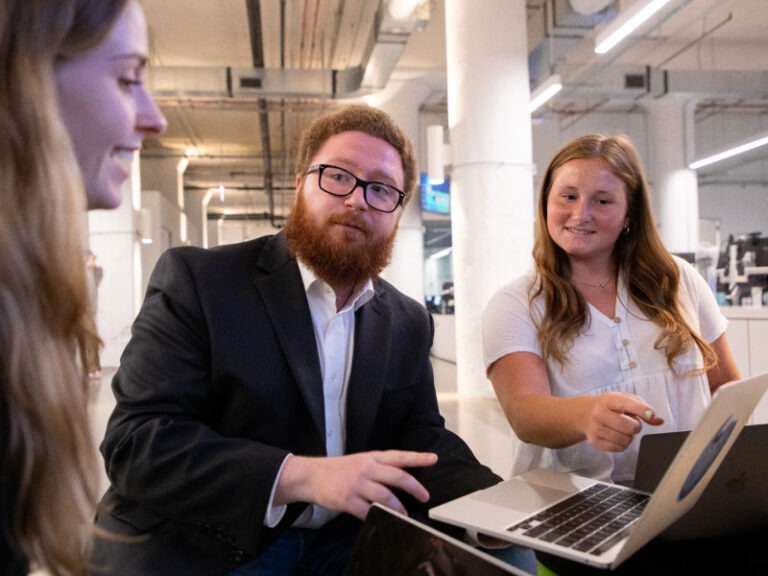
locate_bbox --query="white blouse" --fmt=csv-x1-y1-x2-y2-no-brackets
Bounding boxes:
483,256,727,484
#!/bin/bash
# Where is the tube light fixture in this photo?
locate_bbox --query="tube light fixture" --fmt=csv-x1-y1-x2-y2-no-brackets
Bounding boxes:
529,74,562,114
594,0,673,54
429,247,452,260
689,132,768,170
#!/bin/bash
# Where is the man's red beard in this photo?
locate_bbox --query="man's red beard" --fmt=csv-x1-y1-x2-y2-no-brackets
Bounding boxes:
285,190,397,287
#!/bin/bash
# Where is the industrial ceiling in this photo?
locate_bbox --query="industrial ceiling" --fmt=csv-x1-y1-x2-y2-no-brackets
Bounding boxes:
139,0,768,226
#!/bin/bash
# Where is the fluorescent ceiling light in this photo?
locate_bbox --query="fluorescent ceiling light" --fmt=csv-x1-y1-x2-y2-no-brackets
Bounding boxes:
595,0,673,54
529,74,562,114
689,132,768,170
429,247,452,261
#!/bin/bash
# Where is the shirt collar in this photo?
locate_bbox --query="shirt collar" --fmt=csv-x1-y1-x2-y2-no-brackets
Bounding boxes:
297,259,374,312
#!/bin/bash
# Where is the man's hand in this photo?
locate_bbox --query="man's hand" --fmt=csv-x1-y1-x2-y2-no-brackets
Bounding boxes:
275,450,438,519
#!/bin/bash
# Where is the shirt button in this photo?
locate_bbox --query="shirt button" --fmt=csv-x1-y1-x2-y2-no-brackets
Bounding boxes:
623,339,629,346
629,361,637,369
613,317,621,323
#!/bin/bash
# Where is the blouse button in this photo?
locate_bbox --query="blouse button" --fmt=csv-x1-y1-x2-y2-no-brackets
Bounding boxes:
613,317,621,323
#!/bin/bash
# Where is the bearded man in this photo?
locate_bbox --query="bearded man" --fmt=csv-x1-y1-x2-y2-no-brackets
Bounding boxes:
91,105,534,576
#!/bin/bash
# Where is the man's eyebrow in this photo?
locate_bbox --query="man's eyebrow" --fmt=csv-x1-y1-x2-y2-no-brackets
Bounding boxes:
356,167,399,185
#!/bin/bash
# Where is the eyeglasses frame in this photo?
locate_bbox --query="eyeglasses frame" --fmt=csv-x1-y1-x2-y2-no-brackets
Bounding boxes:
305,163,405,213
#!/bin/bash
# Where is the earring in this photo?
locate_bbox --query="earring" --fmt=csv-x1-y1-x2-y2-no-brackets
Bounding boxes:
622,225,630,235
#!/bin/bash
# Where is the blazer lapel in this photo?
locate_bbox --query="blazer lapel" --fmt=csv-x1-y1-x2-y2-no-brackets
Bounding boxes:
253,233,326,441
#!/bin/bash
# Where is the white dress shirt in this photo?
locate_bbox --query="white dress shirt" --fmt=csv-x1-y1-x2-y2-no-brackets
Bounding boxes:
264,261,373,528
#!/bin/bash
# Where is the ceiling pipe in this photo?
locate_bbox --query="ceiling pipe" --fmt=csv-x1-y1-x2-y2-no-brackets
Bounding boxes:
245,0,279,228
278,0,290,201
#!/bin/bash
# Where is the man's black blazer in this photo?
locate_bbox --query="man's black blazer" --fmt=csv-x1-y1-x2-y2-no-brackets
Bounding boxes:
91,231,500,575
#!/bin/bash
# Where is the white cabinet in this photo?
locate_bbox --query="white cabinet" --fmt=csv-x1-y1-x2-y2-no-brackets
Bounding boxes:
723,309,768,423
725,318,750,376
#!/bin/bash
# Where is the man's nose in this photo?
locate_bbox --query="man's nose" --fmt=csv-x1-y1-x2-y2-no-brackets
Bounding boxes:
344,183,368,209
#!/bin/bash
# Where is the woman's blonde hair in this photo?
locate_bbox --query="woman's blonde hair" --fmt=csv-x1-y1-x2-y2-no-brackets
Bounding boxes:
0,0,127,573
531,134,715,372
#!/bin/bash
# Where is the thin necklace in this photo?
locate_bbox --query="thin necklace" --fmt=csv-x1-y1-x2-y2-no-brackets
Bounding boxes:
573,277,613,294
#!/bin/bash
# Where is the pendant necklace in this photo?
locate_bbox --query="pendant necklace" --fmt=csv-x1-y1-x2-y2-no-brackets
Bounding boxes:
573,277,612,294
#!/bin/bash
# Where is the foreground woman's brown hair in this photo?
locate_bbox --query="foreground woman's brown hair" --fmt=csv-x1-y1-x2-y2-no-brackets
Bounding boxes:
0,0,130,573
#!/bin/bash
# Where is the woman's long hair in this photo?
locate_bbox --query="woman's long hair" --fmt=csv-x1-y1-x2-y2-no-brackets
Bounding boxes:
0,0,126,573
531,134,715,372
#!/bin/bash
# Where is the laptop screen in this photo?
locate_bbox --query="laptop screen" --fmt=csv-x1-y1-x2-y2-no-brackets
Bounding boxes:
347,504,522,575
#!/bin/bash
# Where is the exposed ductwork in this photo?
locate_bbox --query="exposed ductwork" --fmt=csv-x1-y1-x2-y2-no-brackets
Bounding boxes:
147,2,430,101
551,63,768,101
527,0,768,114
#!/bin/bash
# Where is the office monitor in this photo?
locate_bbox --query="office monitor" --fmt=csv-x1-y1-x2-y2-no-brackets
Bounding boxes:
420,172,450,216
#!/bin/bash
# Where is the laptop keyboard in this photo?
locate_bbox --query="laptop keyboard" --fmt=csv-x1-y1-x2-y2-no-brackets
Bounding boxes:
507,483,650,556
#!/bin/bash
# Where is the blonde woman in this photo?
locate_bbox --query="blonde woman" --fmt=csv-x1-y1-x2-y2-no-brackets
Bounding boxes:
0,0,165,574
485,134,740,484
484,134,750,574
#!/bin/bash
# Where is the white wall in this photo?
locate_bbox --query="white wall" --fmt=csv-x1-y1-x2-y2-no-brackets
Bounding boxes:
699,184,768,242
209,217,279,247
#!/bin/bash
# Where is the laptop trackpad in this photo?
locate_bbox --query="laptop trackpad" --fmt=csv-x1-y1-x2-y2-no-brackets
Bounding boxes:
472,478,575,515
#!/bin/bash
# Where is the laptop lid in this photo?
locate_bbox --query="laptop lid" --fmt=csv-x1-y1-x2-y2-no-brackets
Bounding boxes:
429,372,768,570
347,503,529,575
634,422,768,540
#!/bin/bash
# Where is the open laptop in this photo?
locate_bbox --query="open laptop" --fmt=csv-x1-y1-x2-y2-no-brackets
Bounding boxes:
347,503,531,575
429,372,768,570
634,422,768,540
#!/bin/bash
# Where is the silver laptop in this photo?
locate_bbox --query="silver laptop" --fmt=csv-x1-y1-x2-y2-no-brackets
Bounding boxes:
429,373,768,570
634,422,768,540
347,503,531,575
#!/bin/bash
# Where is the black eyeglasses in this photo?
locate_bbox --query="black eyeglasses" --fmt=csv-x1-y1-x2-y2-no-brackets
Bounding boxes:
306,164,405,213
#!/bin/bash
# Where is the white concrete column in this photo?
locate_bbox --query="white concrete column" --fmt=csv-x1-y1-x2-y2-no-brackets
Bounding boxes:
645,95,699,252
387,189,425,304
374,77,434,304
445,0,535,396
